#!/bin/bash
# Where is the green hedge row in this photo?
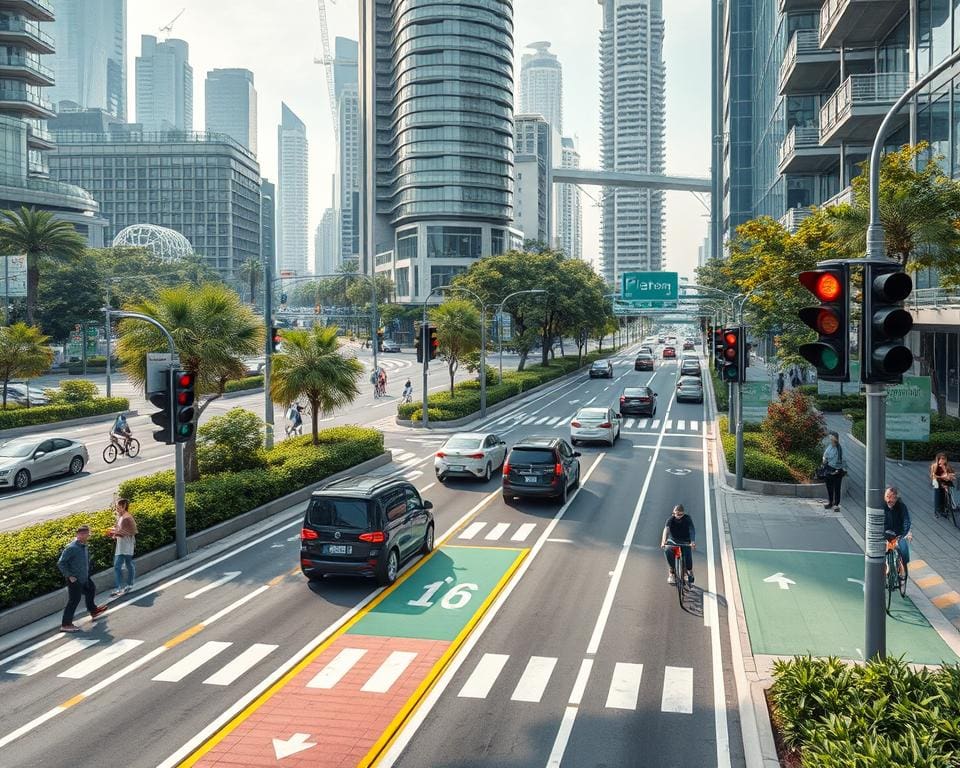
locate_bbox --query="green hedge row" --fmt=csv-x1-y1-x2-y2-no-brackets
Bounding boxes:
710,366,730,411
717,416,817,483
0,425,384,610
397,351,619,422
770,655,960,767
815,394,866,412
224,375,264,393
850,417,960,462
0,397,129,430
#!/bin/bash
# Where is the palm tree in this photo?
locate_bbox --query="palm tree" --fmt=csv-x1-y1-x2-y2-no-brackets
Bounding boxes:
115,283,263,480
0,207,87,326
429,299,481,394
0,323,53,408
237,257,263,306
270,325,363,444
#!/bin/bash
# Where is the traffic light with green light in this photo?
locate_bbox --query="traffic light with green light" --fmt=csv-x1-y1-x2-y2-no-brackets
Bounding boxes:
798,265,849,382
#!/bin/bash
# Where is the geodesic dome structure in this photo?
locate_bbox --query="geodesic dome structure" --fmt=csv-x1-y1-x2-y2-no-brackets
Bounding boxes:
112,224,193,262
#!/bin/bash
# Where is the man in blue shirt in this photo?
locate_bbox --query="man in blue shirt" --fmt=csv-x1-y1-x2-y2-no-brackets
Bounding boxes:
57,525,107,632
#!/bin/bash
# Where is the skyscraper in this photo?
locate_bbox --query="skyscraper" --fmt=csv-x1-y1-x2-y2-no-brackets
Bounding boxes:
49,0,126,119
135,35,193,132
558,137,583,259
334,37,359,264
277,103,309,277
519,42,562,133
316,209,337,276
514,114,552,245
598,0,666,286
205,68,257,155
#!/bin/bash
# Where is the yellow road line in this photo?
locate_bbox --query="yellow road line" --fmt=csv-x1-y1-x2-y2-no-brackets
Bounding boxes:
59,694,85,709
165,624,204,648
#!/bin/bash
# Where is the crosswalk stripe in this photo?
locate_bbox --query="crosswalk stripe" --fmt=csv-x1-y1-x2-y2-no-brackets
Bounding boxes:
511,656,557,702
7,639,99,676
677,420,685,430
403,470,423,481
639,419,649,429
661,666,693,713
58,639,144,680
665,419,673,430
361,651,417,693
458,653,510,699
459,522,487,540
536,416,551,425
625,418,635,429
203,644,278,686
605,662,643,710
651,419,661,429
152,641,232,683
485,523,511,541
522,416,537,425
691,420,699,431
306,647,367,689
511,523,537,542
546,416,561,425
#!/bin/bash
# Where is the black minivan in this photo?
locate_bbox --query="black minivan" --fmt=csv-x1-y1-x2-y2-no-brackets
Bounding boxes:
300,476,434,586
502,437,581,505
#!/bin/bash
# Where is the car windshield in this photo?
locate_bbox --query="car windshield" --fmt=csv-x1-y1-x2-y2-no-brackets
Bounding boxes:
637,354,653,360
444,437,482,449
623,388,650,397
306,498,371,530
509,448,555,464
591,361,607,368
679,379,702,388
577,408,607,419
0,441,35,457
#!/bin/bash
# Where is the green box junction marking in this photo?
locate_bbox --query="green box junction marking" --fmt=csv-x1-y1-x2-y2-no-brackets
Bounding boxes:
735,548,957,665
886,375,931,442
348,545,525,641
620,271,679,308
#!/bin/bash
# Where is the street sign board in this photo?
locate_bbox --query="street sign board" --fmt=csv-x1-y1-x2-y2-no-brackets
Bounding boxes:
146,352,180,394
621,271,678,308
886,375,931,442
741,382,771,424
67,325,98,357
0,253,26,297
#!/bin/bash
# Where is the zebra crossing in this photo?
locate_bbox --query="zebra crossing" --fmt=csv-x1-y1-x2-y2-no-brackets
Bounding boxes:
487,411,703,434
3,637,279,688
457,521,538,543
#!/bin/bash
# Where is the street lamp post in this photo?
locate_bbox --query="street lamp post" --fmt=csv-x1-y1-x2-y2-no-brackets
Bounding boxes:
496,290,547,383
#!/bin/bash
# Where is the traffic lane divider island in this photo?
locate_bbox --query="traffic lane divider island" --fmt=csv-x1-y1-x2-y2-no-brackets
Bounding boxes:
180,545,527,767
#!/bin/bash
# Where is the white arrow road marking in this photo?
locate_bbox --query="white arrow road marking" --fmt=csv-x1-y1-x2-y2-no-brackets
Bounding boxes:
763,572,796,590
286,534,300,542
665,468,691,476
568,399,580,404
184,572,241,600
272,733,316,760
847,577,865,592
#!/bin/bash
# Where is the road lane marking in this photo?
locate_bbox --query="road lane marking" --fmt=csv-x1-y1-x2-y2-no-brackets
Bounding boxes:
660,666,693,713
639,419,649,428
2,495,96,522
546,707,578,768
677,419,685,430
484,523,510,541
651,419,661,429
152,641,233,683
522,416,537,425
568,658,593,705
546,538,574,543
457,653,509,699
203,644,278,687
511,523,537,542
691,420,699,431
665,419,673,431
58,639,144,679
536,416,551,424
184,571,242,599
0,635,60,668
306,647,368,689
510,656,557,702
605,662,643,710
7,638,98,675
459,522,486,540
361,650,418,693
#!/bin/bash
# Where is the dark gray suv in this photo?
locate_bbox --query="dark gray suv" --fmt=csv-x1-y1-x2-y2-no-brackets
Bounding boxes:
300,476,434,586
502,437,581,505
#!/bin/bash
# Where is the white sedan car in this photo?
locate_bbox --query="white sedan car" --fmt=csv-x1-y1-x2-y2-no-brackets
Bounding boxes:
435,432,507,482
570,407,621,447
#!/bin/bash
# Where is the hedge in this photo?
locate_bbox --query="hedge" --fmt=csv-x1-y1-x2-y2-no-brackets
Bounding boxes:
718,416,810,483
224,375,264,393
0,397,129,430
0,425,384,610
397,351,620,422
815,394,866,412
710,367,730,411
850,416,960,462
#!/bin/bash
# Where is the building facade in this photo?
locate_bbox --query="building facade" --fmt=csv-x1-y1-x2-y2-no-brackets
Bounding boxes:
335,37,359,265
205,68,257,155
316,208,337,276
598,0,666,288
557,136,582,258
135,35,192,132
48,124,261,277
367,0,518,303
260,177,275,272
519,41,562,133
277,102,308,277
49,0,126,119
514,113,551,244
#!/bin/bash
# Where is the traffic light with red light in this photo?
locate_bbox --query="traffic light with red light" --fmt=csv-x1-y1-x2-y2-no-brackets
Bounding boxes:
271,326,283,354
148,369,174,445
861,262,913,384
798,264,849,382
721,326,745,383
415,324,424,363
428,325,439,361
172,370,196,443
377,328,384,352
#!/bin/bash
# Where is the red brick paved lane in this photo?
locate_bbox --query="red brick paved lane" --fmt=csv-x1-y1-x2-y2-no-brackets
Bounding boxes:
192,634,449,768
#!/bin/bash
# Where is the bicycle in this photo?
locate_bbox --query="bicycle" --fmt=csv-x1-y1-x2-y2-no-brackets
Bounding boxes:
102,436,141,464
400,391,413,404
884,530,908,614
374,381,386,398
946,487,960,529
665,538,690,607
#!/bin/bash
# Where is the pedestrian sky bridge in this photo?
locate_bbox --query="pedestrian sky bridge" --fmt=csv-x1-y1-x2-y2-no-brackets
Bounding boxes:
550,168,711,193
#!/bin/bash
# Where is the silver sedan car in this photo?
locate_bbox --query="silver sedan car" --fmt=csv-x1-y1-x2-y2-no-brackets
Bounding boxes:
570,407,622,447
435,432,507,482
0,436,89,490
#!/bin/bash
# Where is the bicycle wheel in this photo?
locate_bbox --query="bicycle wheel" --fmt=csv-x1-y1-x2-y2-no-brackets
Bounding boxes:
102,444,118,465
898,554,908,598
126,439,140,458
674,553,685,606
885,553,896,613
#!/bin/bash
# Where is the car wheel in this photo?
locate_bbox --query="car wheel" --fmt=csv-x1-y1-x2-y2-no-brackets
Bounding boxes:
377,548,400,586
503,493,516,506
483,462,492,482
68,456,84,475
421,523,435,555
560,479,568,505
13,469,29,490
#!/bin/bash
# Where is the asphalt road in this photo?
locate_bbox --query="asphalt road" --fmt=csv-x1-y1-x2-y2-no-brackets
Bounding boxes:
0,343,743,768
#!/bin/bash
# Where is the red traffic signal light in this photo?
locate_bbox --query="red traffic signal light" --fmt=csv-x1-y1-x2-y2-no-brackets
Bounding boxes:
798,265,849,382
270,326,283,353
721,326,744,383
172,369,195,443
800,271,842,302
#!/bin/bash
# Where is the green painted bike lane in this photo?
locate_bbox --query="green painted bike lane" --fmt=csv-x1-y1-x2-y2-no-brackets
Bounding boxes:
735,548,958,665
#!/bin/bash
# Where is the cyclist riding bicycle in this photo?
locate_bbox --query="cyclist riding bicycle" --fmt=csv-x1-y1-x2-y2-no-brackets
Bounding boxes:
110,413,133,452
401,379,413,403
378,368,387,395
660,504,696,585
884,486,912,565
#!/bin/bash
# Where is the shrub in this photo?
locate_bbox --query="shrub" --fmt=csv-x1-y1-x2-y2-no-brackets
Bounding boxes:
196,407,265,474
0,397,129,429
224,375,263,393
44,379,99,404
719,416,802,483
763,389,826,460
816,394,866,412
710,367,729,411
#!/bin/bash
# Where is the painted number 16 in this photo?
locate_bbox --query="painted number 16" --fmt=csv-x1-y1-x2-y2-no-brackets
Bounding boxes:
407,577,478,609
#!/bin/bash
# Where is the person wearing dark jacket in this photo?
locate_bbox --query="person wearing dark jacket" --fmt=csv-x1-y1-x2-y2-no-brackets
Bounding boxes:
660,504,696,585
884,486,913,566
57,525,106,632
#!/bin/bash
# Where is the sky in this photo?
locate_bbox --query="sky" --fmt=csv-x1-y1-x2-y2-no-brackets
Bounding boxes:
127,1,710,281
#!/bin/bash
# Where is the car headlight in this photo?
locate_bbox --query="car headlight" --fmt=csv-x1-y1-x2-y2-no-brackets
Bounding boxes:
0,470,8,476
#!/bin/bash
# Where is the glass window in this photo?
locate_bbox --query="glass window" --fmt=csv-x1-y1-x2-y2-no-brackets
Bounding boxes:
430,265,467,289
383,489,407,522
397,227,417,260
306,498,370,529
395,267,410,296
491,228,504,255
426,226,482,258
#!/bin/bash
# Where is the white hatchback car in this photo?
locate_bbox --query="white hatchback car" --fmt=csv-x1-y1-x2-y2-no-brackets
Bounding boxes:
570,407,621,447
435,432,507,482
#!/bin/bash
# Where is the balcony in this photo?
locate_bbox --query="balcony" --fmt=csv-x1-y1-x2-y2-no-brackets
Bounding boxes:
26,123,53,149
0,54,53,86
0,88,54,119
779,30,840,95
823,186,855,208
778,125,840,174
780,0,824,11
780,207,814,232
0,18,54,54
820,0,906,48
4,0,55,22
819,72,909,145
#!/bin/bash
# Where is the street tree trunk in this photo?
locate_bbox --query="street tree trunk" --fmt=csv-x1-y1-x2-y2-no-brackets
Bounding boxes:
310,396,320,445
26,262,38,325
448,358,457,395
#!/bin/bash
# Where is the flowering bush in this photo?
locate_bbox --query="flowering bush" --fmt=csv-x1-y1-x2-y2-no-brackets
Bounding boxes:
763,389,826,460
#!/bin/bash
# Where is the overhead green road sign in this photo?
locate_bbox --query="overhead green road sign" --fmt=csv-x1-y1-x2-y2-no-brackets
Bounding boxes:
621,271,678,307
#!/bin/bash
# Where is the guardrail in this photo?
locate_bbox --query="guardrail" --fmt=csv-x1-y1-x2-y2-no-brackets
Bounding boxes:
778,125,821,166
909,287,960,309
820,72,910,136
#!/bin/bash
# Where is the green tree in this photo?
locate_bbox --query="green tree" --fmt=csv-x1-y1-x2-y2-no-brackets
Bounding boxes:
0,207,87,326
196,407,265,475
0,322,53,408
269,325,363,444
429,298,481,394
237,257,263,306
36,253,104,343
115,283,263,480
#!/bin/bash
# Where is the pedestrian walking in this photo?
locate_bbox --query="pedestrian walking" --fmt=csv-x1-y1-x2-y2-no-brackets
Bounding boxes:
820,431,846,511
930,452,957,519
109,498,137,596
776,372,785,396
57,525,106,632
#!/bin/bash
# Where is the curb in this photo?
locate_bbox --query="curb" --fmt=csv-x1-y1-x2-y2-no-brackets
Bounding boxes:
0,451,392,642
0,408,138,440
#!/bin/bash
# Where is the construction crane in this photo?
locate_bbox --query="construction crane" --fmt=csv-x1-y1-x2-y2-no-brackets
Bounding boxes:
159,8,186,38
314,0,340,144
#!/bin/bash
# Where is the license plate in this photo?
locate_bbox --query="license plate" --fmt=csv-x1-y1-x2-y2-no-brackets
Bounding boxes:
324,544,351,555
448,465,464,471
524,476,538,483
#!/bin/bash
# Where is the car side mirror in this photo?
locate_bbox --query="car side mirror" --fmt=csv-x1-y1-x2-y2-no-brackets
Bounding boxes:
34,451,45,459
423,500,434,510
654,392,658,397
573,451,582,458
615,413,622,419
499,441,506,446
